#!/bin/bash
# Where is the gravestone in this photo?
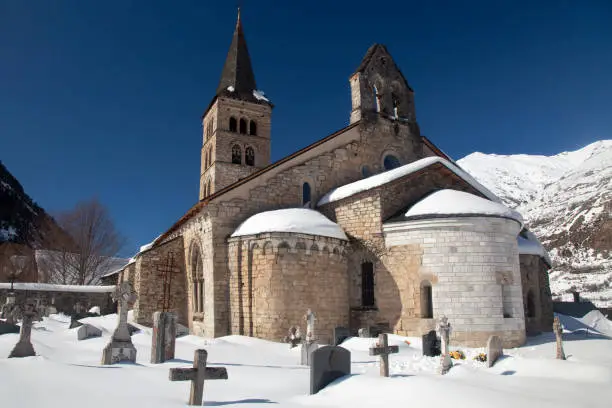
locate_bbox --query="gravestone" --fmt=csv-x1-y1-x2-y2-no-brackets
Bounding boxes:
301,341,318,366
284,326,302,348
8,299,37,358
358,327,370,338
369,333,399,377
74,301,85,315
69,312,100,329
553,316,566,360
77,323,103,341
169,349,228,406
1,293,19,325
333,327,350,346
0,321,20,335
46,305,57,316
151,311,177,364
437,316,452,374
422,330,440,357
310,346,351,394
304,309,316,343
101,282,138,365
486,335,503,368
89,306,101,315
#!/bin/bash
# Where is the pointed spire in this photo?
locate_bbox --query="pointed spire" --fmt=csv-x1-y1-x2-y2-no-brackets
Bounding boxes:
216,9,258,98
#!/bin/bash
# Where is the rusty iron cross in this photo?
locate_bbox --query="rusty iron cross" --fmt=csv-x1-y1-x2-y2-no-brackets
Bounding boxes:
369,333,399,377
157,252,178,312
169,349,228,406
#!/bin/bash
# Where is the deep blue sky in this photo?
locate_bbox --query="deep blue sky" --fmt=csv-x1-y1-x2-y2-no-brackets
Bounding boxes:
1,1,611,256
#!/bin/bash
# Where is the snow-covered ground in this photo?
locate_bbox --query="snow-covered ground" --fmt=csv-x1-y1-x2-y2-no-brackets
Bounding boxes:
2,312,612,407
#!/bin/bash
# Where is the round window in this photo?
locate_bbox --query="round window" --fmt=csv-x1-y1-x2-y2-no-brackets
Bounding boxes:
383,155,401,170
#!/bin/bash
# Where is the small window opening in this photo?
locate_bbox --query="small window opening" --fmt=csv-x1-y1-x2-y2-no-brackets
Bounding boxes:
383,155,401,170
361,262,375,307
249,120,257,136
527,290,536,318
392,93,400,119
373,85,380,112
421,281,433,318
245,146,255,166
302,182,311,206
239,118,247,134
232,145,242,164
229,117,237,132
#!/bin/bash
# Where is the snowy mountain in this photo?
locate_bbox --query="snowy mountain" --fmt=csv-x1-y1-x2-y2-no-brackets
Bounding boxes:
458,140,612,307
0,161,67,249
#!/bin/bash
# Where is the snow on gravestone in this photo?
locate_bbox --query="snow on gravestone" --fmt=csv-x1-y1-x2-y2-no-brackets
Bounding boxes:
77,324,102,341
310,346,351,395
486,335,503,368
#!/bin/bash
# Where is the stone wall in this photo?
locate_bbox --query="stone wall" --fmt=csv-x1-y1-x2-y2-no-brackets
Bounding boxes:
133,237,188,327
384,216,526,348
227,233,349,344
521,254,554,334
0,285,114,315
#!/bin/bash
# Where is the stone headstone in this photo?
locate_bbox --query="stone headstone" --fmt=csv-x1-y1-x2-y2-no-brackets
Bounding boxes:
46,305,57,316
301,340,318,366
310,346,351,394
422,330,440,357
553,316,566,360
437,316,452,375
8,299,37,358
357,327,370,338
0,321,20,335
89,306,101,315
333,327,350,346
101,282,137,365
77,323,103,341
169,349,228,406
305,309,316,343
151,311,177,364
74,301,85,315
486,335,503,368
69,312,99,329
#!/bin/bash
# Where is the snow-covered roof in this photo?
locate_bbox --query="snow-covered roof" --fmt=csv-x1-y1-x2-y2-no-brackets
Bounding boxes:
230,208,348,240
518,230,552,266
253,89,269,102
400,189,523,226
317,157,500,206
0,282,115,293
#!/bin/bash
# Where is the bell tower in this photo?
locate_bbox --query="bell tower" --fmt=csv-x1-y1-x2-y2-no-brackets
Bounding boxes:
199,10,273,200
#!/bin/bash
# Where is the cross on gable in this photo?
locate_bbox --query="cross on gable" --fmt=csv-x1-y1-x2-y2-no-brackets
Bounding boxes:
368,333,399,377
169,349,228,406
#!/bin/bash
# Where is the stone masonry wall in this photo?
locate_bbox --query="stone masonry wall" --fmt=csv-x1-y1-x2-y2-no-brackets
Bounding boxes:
133,237,188,327
0,287,113,315
521,254,554,334
228,233,349,344
384,216,526,348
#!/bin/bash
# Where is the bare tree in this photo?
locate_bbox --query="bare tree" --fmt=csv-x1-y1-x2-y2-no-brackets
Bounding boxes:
43,198,126,285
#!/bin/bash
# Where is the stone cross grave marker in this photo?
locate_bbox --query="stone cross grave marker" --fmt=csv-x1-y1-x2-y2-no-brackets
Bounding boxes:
437,316,453,374
8,298,37,358
358,327,370,338
151,311,177,364
333,326,350,346
310,346,351,394
101,282,138,365
553,316,566,360
305,309,316,343
486,335,503,368
169,349,228,406
369,333,399,377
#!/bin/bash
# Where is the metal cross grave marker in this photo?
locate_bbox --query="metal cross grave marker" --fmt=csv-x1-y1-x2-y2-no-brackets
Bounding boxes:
369,333,399,377
169,349,228,406
157,252,178,312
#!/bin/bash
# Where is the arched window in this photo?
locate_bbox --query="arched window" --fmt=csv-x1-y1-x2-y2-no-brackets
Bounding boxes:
421,281,433,318
383,154,401,170
526,290,536,318
302,182,311,206
232,145,242,164
229,117,237,132
191,245,203,313
207,148,212,167
245,146,255,166
361,165,371,179
239,118,247,134
249,120,257,136
204,150,209,169
207,180,212,196
373,85,380,112
361,262,375,307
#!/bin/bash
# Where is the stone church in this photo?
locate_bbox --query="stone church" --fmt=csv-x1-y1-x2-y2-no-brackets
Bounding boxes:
113,13,553,347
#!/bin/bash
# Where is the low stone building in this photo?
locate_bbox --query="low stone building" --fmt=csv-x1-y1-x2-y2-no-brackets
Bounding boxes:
113,12,553,347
